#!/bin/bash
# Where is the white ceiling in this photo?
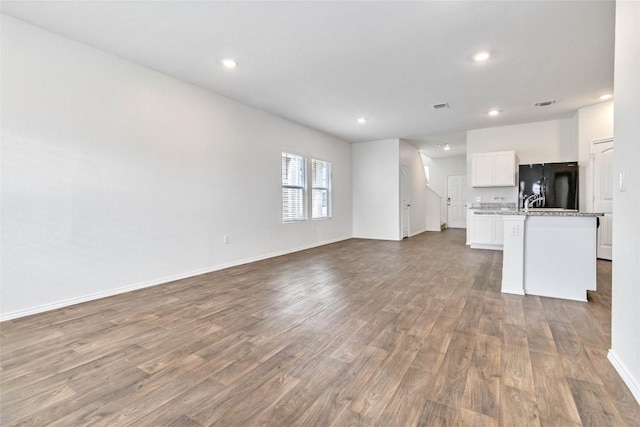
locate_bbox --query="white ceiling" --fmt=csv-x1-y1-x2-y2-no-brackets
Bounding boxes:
1,1,615,155
406,132,468,159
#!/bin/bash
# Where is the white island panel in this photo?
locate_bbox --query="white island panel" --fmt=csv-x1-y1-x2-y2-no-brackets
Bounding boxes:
502,216,526,295
523,216,597,301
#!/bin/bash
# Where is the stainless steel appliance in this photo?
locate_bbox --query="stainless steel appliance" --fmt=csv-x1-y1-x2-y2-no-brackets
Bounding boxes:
518,162,579,210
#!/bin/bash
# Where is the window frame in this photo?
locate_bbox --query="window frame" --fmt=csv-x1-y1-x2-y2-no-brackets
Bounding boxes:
311,158,332,220
281,152,308,223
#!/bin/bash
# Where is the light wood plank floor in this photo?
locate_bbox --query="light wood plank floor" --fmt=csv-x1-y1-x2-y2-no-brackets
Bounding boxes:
1,229,639,426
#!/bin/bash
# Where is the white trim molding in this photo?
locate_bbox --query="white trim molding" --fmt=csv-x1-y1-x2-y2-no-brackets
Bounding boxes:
608,349,640,405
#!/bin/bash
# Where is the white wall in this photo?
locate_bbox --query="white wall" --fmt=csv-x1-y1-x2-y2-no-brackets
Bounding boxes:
429,155,467,224
610,0,640,404
352,139,400,240
351,140,427,240
425,187,441,232
429,155,467,199
400,140,427,236
0,16,353,320
466,118,578,204
578,101,614,211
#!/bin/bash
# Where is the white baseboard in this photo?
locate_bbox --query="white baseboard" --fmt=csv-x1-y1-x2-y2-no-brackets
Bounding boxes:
470,243,504,251
501,288,526,296
0,235,352,322
608,349,640,405
409,228,428,237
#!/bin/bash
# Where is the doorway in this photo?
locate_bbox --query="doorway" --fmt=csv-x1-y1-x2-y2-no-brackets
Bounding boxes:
447,174,467,228
401,165,410,239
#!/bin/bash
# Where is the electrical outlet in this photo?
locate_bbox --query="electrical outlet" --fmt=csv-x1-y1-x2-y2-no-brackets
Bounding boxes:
510,224,519,236
475,196,482,202
619,171,626,192
223,235,230,244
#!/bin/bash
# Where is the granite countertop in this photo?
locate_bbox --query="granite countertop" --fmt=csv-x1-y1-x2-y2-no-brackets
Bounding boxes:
473,209,522,215
473,209,603,217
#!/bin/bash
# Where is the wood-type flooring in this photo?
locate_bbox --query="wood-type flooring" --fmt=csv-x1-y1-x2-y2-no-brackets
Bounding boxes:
1,229,639,426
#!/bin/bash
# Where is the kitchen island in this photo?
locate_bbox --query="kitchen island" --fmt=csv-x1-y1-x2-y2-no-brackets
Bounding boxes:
474,209,602,301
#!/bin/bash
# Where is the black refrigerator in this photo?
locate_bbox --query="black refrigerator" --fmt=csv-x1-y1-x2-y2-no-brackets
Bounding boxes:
518,162,579,209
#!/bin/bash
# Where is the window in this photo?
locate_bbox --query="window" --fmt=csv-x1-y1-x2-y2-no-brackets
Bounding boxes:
282,152,307,222
311,159,331,219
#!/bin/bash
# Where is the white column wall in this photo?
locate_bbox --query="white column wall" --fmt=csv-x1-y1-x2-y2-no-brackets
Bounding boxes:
610,0,640,404
352,139,400,240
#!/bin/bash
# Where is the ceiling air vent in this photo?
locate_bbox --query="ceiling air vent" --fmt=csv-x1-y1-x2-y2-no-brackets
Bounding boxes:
533,100,557,107
433,102,450,110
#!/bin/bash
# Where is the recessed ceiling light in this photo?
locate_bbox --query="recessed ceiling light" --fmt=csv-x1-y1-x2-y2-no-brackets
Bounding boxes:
488,109,501,116
472,51,490,62
443,144,451,151
357,117,367,124
599,94,613,101
221,58,237,69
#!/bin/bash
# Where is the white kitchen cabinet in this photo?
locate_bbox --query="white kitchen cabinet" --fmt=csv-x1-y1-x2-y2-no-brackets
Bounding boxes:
472,153,494,187
471,151,516,187
471,215,492,244
469,213,504,250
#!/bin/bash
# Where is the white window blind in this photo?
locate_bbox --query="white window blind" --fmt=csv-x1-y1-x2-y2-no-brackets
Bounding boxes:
282,152,307,222
312,159,331,219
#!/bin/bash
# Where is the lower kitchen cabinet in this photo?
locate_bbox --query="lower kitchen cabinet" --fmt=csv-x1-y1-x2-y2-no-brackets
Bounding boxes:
469,213,504,250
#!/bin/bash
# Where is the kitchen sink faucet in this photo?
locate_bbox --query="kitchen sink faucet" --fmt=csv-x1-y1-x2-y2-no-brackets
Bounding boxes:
524,194,545,210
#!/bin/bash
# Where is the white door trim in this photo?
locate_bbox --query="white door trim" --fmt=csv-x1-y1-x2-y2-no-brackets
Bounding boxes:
400,165,410,239
589,137,613,260
447,174,467,229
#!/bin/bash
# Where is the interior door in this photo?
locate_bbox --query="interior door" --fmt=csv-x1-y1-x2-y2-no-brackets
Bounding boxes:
401,165,410,239
447,174,467,228
591,138,613,260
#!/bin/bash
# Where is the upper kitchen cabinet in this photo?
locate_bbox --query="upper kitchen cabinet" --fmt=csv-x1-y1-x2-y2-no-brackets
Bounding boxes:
471,150,516,187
